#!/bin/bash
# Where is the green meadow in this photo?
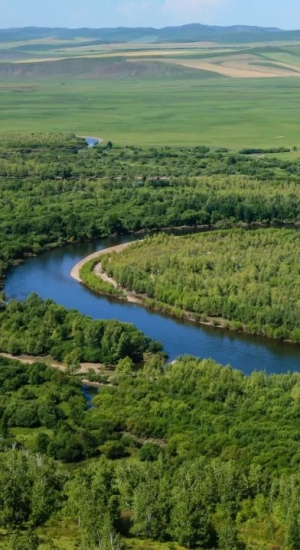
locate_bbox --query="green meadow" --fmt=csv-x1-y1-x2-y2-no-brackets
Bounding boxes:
1,74,300,148
1,37,300,148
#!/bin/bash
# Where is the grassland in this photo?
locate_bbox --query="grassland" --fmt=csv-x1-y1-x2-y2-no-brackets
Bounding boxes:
0,529,185,550
0,33,300,148
1,38,300,147
1,73,300,148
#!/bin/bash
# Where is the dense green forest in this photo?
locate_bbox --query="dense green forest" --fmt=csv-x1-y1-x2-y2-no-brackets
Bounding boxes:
2,133,300,287
2,354,300,548
97,229,300,341
0,355,94,462
3,133,300,548
0,293,162,363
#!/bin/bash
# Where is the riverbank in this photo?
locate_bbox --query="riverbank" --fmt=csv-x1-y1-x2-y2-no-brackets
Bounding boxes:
70,242,132,282
71,241,146,305
72,240,299,346
70,241,241,333
7,232,300,374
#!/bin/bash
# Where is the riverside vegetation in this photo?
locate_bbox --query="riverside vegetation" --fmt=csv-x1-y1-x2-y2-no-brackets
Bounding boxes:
2,134,300,548
2,133,300,286
96,229,300,342
0,293,162,364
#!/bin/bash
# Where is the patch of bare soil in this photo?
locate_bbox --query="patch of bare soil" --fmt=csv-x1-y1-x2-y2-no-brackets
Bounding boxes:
161,57,300,78
0,352,106,382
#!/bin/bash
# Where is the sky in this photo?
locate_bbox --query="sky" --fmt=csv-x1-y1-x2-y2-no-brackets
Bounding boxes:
1,0,300,30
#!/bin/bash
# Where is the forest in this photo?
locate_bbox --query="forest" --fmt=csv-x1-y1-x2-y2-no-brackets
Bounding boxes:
0,293,162,363
2,355,300,549
97,229,300,341
2,133,300,288
2,134,300,548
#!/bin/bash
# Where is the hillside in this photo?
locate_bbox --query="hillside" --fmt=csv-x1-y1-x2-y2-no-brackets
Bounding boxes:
0,23,300,46
0,57,209,78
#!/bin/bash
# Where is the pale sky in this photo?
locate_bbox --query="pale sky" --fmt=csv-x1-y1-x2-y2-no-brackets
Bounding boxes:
0,0,299,30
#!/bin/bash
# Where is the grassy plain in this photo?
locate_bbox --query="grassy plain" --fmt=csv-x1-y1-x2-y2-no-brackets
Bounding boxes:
1,75,300,148
1,39,300,147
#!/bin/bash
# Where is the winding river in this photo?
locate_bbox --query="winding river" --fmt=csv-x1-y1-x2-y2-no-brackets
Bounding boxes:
5,234,300,375
4,136,300,375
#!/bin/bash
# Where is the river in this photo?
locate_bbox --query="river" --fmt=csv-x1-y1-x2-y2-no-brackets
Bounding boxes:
85,137,100,147
5,234,300,375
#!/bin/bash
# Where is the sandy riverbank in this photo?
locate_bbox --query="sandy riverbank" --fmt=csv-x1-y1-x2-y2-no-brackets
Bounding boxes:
70,242,132,282
70,241,145,305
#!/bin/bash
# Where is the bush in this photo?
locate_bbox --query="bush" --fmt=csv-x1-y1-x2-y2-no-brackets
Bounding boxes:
139,442,162,462
100,440,128,459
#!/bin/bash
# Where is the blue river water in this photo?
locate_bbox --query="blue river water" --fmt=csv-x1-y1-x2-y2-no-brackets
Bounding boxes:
85,137,100,147
4,234,300,375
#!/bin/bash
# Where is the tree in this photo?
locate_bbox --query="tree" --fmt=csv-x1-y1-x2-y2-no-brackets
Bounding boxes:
7,336,21,356
66,459,120,548
116,357,134,378
64,349,81,375
285,511,300,549
170,461,215,548
131,463,170,540
217,519,243,550
139,443,162,462
0,451,60,530
35,432,51,454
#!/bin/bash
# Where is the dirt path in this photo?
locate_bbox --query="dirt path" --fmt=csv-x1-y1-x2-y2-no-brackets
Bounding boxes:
0,352,65,370
0,352,107,386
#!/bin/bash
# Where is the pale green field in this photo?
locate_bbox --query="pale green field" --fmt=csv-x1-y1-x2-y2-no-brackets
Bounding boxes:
1,41,300,148
1,74,300,148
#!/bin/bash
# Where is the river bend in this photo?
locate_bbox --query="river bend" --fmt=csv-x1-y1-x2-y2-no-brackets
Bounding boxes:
5,234,300,375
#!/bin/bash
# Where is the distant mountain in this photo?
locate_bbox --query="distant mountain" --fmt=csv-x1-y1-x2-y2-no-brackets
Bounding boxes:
0,24,299,45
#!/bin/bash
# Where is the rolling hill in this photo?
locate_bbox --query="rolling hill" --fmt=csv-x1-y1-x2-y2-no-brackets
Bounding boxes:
0,57,212,79
0,24,300,45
